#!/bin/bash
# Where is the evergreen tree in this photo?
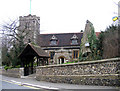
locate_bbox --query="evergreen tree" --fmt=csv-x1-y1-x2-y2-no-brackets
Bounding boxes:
87,24,97,60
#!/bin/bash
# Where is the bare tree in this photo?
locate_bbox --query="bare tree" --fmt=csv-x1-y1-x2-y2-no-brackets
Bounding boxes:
1,19,29,66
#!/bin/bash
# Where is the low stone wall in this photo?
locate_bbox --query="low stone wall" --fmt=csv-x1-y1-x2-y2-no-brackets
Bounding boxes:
0,68,2,75
2,68,24,78
36,58,120,86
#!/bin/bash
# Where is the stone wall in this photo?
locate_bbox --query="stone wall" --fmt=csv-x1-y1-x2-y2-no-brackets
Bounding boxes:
2,68,24,78
0,68,2,75
36,58,120,86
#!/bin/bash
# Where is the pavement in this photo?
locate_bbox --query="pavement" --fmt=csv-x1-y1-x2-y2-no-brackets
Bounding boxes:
1,75,120,91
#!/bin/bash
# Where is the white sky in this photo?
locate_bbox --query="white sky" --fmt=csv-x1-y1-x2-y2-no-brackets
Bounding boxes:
0,0,119,34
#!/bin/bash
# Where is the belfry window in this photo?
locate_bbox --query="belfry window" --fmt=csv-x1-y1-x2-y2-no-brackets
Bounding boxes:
25,22,30,29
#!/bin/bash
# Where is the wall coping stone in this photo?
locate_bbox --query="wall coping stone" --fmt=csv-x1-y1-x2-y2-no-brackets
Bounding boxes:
37,57,120,68
38,74,120,77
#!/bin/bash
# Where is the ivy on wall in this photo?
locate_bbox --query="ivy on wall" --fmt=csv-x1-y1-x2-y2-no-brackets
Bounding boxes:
79,23,101,61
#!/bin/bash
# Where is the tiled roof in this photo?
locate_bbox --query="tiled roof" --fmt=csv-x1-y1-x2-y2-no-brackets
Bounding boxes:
37,33,83,47
37,32,100,47
18,43,49,58
29,43,49,57
96,32,101,37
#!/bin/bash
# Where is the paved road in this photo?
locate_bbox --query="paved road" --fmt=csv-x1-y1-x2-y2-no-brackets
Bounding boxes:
1,75,119,91
1,80,32,89
0,80,48,91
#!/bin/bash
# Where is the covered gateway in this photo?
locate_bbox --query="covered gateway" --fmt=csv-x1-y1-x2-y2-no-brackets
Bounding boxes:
18,43,49,76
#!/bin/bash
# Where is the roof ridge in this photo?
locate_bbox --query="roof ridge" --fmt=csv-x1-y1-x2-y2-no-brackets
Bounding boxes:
29,43,41,48
29,43,49,57
40,32,83,35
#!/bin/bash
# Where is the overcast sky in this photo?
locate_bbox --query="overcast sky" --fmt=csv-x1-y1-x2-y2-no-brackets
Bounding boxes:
0,0,119,34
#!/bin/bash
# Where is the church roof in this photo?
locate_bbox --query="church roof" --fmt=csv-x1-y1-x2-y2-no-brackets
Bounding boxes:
37,32,83,47
96,32,101,37
37,32,100,47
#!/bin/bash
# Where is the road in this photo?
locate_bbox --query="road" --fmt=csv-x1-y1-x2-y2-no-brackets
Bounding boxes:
0,75,119,91
1,80,32,89
0,79,46,91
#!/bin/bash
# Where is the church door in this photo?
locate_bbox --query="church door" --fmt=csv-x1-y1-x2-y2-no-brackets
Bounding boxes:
59,57,65,64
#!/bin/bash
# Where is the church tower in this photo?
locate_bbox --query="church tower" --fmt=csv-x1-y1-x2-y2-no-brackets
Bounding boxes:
18,14,40,44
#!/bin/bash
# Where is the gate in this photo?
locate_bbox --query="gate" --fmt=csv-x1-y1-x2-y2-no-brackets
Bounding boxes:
18,43,49,76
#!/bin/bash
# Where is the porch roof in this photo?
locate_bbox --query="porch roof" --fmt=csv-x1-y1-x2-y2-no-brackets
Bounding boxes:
18,43,49,58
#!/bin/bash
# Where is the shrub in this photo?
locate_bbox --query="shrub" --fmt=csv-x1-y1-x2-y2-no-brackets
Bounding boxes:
34,63,37,66
15,65,21,68
4,66,12,70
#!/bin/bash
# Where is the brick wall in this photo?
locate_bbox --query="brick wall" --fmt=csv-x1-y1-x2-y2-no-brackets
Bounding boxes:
36,58,120,86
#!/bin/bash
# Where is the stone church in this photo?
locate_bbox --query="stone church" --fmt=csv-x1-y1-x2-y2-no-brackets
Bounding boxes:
18,14,100,64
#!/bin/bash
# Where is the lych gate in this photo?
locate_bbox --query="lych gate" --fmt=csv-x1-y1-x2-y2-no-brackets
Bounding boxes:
18,43,49,76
